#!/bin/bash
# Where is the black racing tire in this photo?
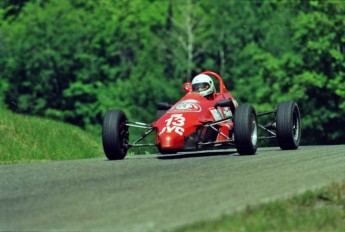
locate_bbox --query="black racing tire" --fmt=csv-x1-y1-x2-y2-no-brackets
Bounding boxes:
276,101,301,150
102,110,129,160
156,110,167,120
234,104,258,155
156,102,171,119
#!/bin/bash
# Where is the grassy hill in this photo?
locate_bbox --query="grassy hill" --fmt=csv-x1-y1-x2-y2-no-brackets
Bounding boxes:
0,108,103,164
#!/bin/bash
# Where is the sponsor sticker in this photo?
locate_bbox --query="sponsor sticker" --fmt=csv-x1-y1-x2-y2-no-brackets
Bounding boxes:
223,107,232,117
210,108,223,121
169,100,201,113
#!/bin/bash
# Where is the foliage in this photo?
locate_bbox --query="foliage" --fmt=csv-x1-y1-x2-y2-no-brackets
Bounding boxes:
0,0,344,144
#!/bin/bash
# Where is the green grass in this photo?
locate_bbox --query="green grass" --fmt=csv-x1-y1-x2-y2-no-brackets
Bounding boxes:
175,182,345,232
0,108,104,164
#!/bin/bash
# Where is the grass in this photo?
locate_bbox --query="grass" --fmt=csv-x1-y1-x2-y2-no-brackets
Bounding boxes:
174,182,345,232
0,108,104,164
0,107,158,164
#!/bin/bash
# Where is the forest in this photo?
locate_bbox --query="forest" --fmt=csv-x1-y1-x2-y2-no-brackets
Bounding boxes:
0,0,344,145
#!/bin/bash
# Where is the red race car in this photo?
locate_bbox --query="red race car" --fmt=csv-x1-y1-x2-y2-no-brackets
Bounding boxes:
102,71,301,160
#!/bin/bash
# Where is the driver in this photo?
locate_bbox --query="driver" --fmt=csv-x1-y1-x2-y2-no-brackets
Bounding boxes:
191,74,215,99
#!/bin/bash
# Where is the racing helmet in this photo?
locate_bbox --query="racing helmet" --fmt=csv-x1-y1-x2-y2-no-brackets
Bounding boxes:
192,74,215,97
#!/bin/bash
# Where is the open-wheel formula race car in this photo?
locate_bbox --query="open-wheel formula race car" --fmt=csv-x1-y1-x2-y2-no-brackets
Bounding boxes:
102,71,301,160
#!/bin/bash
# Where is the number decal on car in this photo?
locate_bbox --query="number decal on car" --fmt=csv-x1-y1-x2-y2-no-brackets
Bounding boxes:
159,114,185,136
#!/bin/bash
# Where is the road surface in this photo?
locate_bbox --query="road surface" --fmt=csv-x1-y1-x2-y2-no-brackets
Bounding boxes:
1,145,344,231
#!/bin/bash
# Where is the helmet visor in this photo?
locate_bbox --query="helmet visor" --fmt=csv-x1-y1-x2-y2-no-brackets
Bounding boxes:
192,83,210,92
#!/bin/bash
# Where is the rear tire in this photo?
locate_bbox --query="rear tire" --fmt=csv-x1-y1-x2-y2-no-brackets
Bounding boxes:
234,104,258,155
156,110,167,120
102,110,129,160
276,101,301,150
156,102,171,119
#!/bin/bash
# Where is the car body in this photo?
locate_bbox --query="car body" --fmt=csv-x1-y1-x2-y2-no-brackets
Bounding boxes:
102,71,301,160
152,71,238,153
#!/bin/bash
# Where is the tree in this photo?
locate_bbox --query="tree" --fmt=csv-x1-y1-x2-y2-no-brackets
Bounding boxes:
1,0,344,144
231,1,345,144
285,1,345,144
0,0,172,126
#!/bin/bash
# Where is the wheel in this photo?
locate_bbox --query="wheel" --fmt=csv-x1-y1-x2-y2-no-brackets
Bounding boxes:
156,102,171,119
276,101,301,150
102,110,129,160
234,104,258,155
156,110,167,120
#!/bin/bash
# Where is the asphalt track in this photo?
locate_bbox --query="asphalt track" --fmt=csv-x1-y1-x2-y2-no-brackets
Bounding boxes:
1,145,345,232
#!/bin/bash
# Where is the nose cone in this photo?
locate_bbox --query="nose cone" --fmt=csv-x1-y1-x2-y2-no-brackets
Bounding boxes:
159,133,185,150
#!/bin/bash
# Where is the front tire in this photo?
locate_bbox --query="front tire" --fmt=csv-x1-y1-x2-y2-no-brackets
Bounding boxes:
234,104,258,155
276,101,301,150
102,110,129,160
